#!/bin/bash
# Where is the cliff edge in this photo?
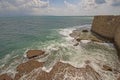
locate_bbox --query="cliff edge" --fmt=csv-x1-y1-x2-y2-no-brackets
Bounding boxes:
92,16,120,58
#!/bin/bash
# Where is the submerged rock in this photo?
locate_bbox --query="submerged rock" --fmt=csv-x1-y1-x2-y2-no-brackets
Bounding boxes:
82,29,89,32
26,50,45,59
14,60,44,80
73,43,79,46
0,74,13,80
102,65,112,72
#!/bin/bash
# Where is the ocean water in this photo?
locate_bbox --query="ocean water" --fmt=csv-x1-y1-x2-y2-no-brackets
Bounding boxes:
0,16,119,80
0,16,92,58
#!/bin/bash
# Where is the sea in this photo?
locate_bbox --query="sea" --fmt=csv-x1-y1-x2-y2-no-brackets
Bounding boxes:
0,16,119,80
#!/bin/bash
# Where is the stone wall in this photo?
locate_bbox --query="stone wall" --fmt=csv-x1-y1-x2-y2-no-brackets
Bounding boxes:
115,26,120,57
91,16,120,58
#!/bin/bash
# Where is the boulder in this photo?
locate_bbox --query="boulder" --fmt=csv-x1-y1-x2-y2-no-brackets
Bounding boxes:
0,74,13,80
14,60,44,80
102,65,112,71
26,50,45,59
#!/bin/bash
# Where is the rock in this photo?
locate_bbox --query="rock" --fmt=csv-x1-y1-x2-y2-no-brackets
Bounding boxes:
26,50,45,59
118,77,120,80
102,65,112,71
36,62,101,80
73,43,79,46
0,74,13,80
69,30,81,38
82,29,89,32
14,60,44,80
76,38,81,42
15,61,101,80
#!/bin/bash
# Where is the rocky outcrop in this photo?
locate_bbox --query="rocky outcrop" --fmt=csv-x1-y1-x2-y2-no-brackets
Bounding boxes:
69,28,104,43
26,50,45,59
0,74,13,80
14,60,44,80
92,16,120,58
20,62,101,80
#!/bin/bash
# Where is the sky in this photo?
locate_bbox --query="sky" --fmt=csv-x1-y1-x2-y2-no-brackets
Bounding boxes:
0,0,120,16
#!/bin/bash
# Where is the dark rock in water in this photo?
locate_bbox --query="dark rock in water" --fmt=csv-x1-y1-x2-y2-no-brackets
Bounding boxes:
0,74,13,80
73,43,79,46
69,30,81,38
82,29,89,32
76,38,81,42
102,65,112,71
14,60,44,80
26,50,45,59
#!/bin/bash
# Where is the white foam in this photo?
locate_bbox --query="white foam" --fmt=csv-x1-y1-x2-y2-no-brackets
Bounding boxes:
42,67,52,73
80,40,91,43
59,28,75,41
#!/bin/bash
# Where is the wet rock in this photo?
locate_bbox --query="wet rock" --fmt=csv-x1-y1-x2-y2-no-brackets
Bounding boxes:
14,60,44,80
82,29,89,32
69,28,104,43
0,74,13,80
118,77,120,80
36,62,101,80
69,30,81,38
76,38,81,42
102,65,112,71
26,50,45,59
73,43,79,46
14,61,101,80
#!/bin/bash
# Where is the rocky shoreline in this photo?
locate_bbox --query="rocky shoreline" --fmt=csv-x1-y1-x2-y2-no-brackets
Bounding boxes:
0,16,120,80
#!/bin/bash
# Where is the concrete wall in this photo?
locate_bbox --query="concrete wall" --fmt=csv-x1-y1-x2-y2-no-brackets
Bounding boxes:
91,16,120,57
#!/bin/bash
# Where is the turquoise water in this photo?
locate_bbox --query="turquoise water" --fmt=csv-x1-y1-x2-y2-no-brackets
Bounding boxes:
0,16,93,59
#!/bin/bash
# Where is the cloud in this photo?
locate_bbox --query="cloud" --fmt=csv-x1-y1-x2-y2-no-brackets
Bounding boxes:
95,0,105,4
0,0,120,16
0,0,50,16
0,0,49,10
